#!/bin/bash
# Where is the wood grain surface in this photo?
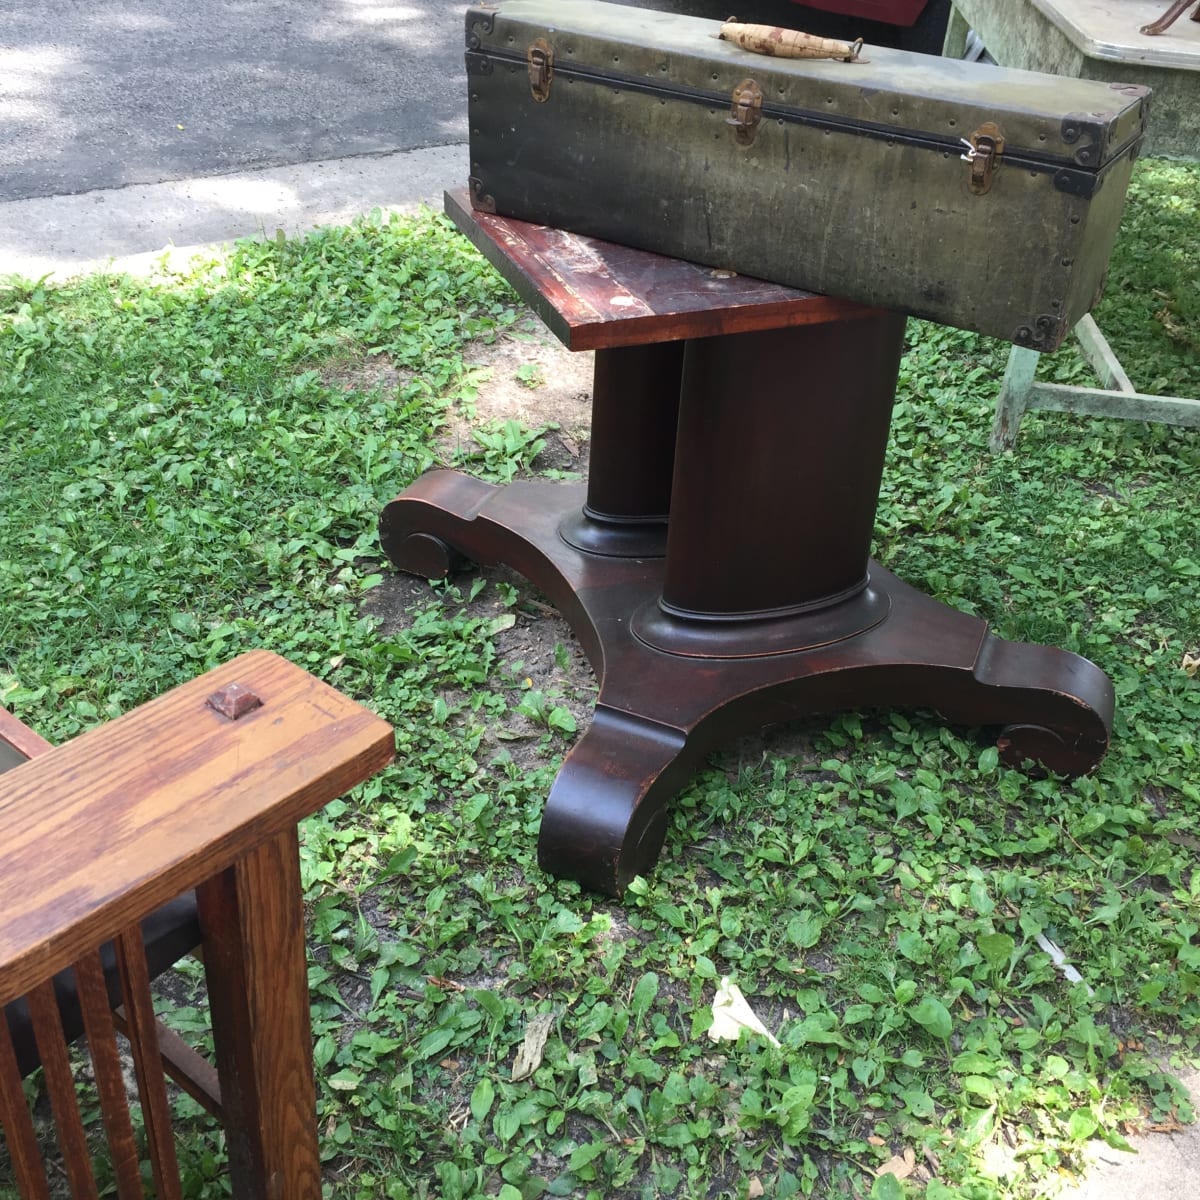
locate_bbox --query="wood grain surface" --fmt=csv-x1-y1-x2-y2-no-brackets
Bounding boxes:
0,650,394,1006
445,189,885,351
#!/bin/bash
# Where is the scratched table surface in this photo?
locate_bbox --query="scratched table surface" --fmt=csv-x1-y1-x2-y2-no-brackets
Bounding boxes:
444,189,881,352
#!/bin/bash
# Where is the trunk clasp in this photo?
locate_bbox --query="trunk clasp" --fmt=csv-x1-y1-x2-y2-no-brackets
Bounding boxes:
727,79,764,146
528,38,554,103
961,122,1005,195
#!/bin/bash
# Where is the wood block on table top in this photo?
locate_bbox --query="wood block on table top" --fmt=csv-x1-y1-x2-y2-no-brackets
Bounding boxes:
445,189,886,352
0,651,394,1004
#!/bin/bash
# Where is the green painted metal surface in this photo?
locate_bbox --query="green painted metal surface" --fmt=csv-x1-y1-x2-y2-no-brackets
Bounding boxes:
467,0,1149,347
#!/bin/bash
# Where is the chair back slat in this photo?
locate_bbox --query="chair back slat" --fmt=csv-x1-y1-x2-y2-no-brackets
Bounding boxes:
26,979,99,1198
0,1014,52,1199
114,929,183,1200
73,953,144,1200
2,653,395,1196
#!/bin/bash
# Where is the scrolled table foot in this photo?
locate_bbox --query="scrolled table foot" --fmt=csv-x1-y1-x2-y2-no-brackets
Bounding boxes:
968,635,1112,776
385,532,468,580
378,470,501,575
992,717,1108,777
537,707,694,896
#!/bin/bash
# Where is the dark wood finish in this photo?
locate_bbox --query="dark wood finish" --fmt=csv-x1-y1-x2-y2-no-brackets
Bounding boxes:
197,827,322,1200
559,342,684,560
0,652,395,1195
382,475,1112,893
661,316,905,617
75,955,144,1200
379,202,1115,895
445,189,883,351
116,930,183,1200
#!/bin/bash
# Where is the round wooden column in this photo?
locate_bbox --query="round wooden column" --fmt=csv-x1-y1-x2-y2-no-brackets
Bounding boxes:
632,311,907,655
559,341,684,558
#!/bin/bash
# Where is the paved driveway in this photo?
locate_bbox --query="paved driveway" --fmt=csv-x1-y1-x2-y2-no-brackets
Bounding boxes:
0,0,471,203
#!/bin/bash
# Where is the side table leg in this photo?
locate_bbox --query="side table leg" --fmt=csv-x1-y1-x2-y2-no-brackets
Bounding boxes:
991,345,1038,452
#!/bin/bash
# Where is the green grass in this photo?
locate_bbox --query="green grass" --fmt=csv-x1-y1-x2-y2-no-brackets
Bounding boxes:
1,159,1198,1200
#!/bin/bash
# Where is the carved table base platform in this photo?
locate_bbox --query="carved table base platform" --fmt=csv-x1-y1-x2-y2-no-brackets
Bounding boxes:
381,472,1113,896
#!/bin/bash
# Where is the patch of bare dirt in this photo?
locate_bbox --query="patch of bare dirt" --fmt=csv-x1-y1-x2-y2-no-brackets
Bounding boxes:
439,315,595,471
352,315,602,785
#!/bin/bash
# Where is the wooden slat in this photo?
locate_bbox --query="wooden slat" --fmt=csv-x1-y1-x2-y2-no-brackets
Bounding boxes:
26,980,98,1199
74,954,144,1200
0,1013,52,1200
114,930,182,1200
112,1007,223,1120
197,827,322,1200
0,650,394,1004
444,189,885,351
148,1019,221,1119
0,708,53,762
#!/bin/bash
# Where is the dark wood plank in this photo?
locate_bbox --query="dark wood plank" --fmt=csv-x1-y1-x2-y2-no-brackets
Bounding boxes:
74,954,144,1200
0,1013,52,1199
115,930,182,1200
0,650,394,1004
445,188,885,351
197,827,322,1200
27,980,99,1199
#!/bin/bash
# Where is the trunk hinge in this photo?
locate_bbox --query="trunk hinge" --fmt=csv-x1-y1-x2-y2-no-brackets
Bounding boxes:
961,122,1005,195
528,38,554,103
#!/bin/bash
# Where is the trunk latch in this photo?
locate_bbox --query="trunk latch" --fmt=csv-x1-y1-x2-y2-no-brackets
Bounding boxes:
961,122,1005,195
528,38,554,103
727,79,764,146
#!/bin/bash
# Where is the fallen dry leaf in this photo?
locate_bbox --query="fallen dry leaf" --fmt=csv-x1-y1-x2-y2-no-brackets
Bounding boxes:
875,1147,916,1180
747,1179,765,1199
1183,652,1198,677
867,1135,887,1147
511,1010,557,1081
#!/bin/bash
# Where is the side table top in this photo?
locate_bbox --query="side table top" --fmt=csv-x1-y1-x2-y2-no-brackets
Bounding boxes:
444,189,885,352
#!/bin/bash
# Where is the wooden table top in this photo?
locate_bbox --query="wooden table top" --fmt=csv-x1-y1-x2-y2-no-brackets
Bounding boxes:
444,189,884,352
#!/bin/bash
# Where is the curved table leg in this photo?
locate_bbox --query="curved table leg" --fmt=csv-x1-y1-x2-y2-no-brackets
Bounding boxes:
381,474,1114,896
534,562,1112,894
537,709,692,896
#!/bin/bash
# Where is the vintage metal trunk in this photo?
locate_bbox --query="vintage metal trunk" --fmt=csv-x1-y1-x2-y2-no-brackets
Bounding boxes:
465,0,1149,349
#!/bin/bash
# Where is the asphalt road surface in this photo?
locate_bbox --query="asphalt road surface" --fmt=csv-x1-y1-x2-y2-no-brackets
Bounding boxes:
0,0,472,203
